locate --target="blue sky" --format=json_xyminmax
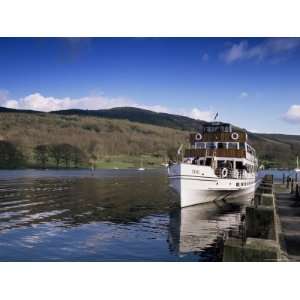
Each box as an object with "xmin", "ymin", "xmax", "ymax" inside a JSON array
[{"xmin": 0, "ymin": 37, "xmax": 300, "ymax": 134}]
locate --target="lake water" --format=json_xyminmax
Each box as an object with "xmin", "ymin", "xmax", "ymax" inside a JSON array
[
  {"xmin": 259, "ymin": 169, "xmax": 299, "ymax": 183},
  {"xmin": 0, "ymin": 169, "xmax": 250, "ymax": 261}
]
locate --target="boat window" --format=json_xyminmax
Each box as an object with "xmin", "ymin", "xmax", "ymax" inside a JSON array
[
  {"xmin": 228, "ymin": 142, "xmax": 238, "ymax": 149},
  {"xmin": 205, "ymin": 158, "xmax": 212, "ymax": 166},
  {"xmin": 236, "ymin": 161, "xmax": 243, "ymax": 169},
  {"xmin": 225, "ymin": 161, "xmax": 233, "ymax": 169},
  {"xmin": 224, "ymin": 125, "xmax": 231, "ymax": 133},
  {"xmin": 203, "ymin": 123, "xmax": 231, "ymax": 133},
  {"xmin": 195, "ymin": 142, "xmax": 206, "ymax": 149},
  {"xmin": 206, "ymin": 142, "xmax": 216, "ymax": 149},
  {"xmin": 217, "ymin": 142, "xmax": 227, "ymax": 149},
  {"xmin": 239, "ymin": 143, "xmax": 245, "ymax": 150},
  {"xmin": 217, "ymin": 160, "xmax": 225, "ymax": 168},
  {"xmin": 247, "ymin": 145, "xmax": 254, "ymax": 155}
]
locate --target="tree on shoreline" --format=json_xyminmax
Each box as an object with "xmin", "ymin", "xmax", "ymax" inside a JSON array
[
  {"xmin": 71, "ymin": 146, "xmax": 86, "ymax": 168},
  {"xmin": 61, "ymin": 144, "xmax": 73, "ymax": 168},
  {"xmin": 34, "ymin": 145, "xmax": 49, "ymax": 168},
  {"xmin": 49, "ymin": 144, "xmax": 64, "ymax": 168},
  {"xmin": 48, "ymin": 143, "xmax": 86, "ymax": 168},
  {"xmin": 0, "ymin": 141, "xmax": 24, "ymax": 168}
]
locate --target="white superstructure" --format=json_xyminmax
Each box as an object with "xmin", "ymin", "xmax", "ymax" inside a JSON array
[{"xmin": 168, "ymin": 122, "xmax": 258, "ymax": 207}]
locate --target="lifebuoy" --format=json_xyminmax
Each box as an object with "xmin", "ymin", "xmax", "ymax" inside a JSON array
[
  {"xmin": 222, "ymin": 168, "xmax": 228, "ymax": 178},
  {"xmin": 195, "ymin": 133, "xmax": 202, "ymax": 141},
  {"xmin": 231, "ymin": 132, "xmax": 239, "ymax": 140}
]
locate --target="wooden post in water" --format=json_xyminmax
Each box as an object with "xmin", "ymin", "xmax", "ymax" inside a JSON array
[
  {"xmin": 287, "ymin": 176, "xmax": 290, "ymax": 189},
  {"xmin": 291, "ymin": 179, "xmax": 294, "ymax": 194},
  {"xmin": 283, "ymin": 173, "xmax": 285, "ymax": 184},
  {"xmin": 296, "ymin": 172, "xmax": 298, "ymax": 183}
]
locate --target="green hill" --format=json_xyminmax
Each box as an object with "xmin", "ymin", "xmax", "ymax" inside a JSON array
[
  {"xmin": 0, "ymin": 106, "xmax": 300, "ymax": 168},
  {"xmin": 0, "ymin": 111, "xmax": 188, "ymax": 169},
  {"xmin": 248, "ymin": 132, "xmax": 300, "ymax": 168},
  {"xmin": 51, "ymin": 107, "xmax": 300, "ymax": 167},
  {"xmin": 51, "ymin": 107, "xmax": 207, "ymax": 131}
]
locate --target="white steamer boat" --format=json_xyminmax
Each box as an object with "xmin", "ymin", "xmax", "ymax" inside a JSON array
[{"xmin": 168, "ymin": 122, "xmax": 258, "ymax": 208}]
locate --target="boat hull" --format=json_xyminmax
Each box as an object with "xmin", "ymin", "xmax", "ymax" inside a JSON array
[{"xmin": 168, "ymin": 164, "xmax": 256, "ymax": 208}]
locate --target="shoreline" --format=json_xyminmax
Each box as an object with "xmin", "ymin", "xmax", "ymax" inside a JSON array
[{"xmin": 0, "ymin": 166, "xmax": 167, "ymax": 171}]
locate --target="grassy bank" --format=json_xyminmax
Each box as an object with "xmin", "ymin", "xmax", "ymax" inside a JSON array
[
  {"xmin": 8, "ymin": 155, "xmax": 165, "ymax": 170},
  {"xmin": 94, "ymin": 154, "xmax": 166, "ymax": 169}
]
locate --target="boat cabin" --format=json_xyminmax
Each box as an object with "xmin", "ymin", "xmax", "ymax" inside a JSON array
[{"xmin": 184, "ymin": 122, "xmax": 258, "ymax": 178}]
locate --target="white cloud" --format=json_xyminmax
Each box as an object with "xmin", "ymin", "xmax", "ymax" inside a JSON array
[
  {"xmin": 239, "ymin": 91, "xmax": 249, "ymax": 98},
  {"xmin": 1, "ymin": 91, "xmax": 214, "ymax": 121},
  {"xmin": 2, "ymin": 92, "xmax": 171, "ymax": 114},
  {"xmin": 3, "ymin": 93, "xmax": 133, "ymax": 112},
  {"xmin": 283, "ymin": 105, "xmax": 300, "ymax": 123},
  {"xmin": 221, "ymin": 38, "xmax": 300, "ymax": 63},
  {"xmin": 188, "ymin": 108, "xmax": 214, "ymax": 121},
  {"xmin": 221, "ymin": 41, "xmax": 249, "ymax": 63}
]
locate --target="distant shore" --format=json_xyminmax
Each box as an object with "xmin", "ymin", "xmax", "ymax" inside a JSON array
[{"xmin": 0, "ymin": 153, "xmax": 168, "ymax": 170}]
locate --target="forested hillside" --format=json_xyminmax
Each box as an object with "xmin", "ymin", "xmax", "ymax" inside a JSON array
[
  {"xmin": 0, "ymin": 112, "xmax": 188, "ymax": 168},
  {"xmin": 50, "ymin": 107, "xmax": 300, "ymax": 168},
  {"xmin": 1, "ymin": 106, "xmax": 300, "ymax": 168}
]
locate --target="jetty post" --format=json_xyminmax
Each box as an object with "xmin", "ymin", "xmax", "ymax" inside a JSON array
[
  {"xmin": 291, "ymin": 179, "xmax": 294, "ymax": 194},
  {"xmin": 283, "ymin": 173, "xmax": 285, "ymax": 184}
]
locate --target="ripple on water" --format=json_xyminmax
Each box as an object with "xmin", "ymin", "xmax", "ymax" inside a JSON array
[{"xmin": 0, "ymin": 169, "xmax": 247, "ymax": 261}]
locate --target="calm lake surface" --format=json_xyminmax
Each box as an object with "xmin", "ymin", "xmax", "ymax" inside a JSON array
[{"xmin": 0, "ymin": 168, "xmax": 253, "ymax": 261}]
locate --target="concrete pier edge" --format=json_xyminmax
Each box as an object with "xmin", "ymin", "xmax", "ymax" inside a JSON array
[
  {"xmin": 273, "ymin": 187, "xmax": 289, "ymax": 261},
  {"xmin": 223, "ymin": 175, "xmax": 288, "ymax": 262}
]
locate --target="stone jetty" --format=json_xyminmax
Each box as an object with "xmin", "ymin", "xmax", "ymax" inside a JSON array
[
  {"xmin": 223, "ymin": 175, "xmax": 288, "ymax": 261},
  {"xmin": 274, "ymin": 175, "xmax": 300, "ymax": 261}
]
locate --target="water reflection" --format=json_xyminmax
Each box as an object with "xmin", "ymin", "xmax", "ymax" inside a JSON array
[
  {"xmin": 168, "ymin": 200, "xmax": 248, "ymax": 260},
  {"xmin": 0, "ymin": 169, "xmax": 247, "ymax": 261}
]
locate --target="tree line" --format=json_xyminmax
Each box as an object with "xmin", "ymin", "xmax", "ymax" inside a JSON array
[
  {"xmin": 0, "ymin": 140, "xmax": 87, "ymax": 169},
  {"xmin": 34, "ymin": 143, "xmax": 87, "ymax": 168},
  {"xmin": 0, "ymin": 140, "xmax": 24, "ymax": 168}
]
